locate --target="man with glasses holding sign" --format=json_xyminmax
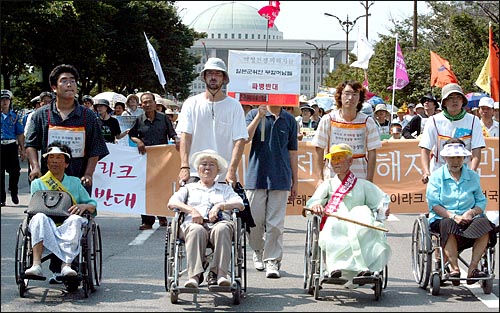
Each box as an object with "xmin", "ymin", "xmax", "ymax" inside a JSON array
[{"xmin": 311, "ymin": 80, "xmax": 381, "ymax": 185}]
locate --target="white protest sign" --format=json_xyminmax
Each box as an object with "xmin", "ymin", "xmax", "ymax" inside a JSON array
[{"xmin": 92, "ymin": 143, "xmax": 146, "ymax": 214}]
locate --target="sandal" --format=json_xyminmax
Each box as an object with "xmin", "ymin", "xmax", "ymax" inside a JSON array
[
  {"xmin": 467, "ymin": 269, "xmax": 487, "ymax": 285},
  {"xmin": 449, "ymin": 270, "xmax": 460, "ymax": 278}
]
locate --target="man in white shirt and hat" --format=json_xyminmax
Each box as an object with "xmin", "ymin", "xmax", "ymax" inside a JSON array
[
  {"xmin": 478, "ymin": 97, "xmax": 499, "ymax": 137},
  {"xmin": 176, "ymin": 57, "xmax": 248, "ymax": 186}
]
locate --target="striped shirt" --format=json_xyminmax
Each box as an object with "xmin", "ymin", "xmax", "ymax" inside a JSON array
[{"xmin": 311, "ymin": 110, "xmax": 381, "ymax": 179}]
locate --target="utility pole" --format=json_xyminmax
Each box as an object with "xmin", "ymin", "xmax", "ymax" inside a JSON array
[{"xmin": 413, "ymin": 0, "xmax": 418, "ymax": 50}]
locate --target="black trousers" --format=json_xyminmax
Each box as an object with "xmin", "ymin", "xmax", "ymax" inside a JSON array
[{"xmin": 1, "ymin": 142, "xmax": 20, "ymax": 203}]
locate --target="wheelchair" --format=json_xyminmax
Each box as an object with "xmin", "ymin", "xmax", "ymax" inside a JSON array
[
  {"xmin": 164, "ymin": 208, "xmax": 247, "ymax": 304},
  {"xmin": 14, "ymin": 205, "xmax": 102, "ymax": 298},
  {"xmin": 411, "ymin": 213, "xmax": 496, "ymax": 296},
  {"xmin": 303, "ymin": 210, "xmax": 388, "ymax": 301}
]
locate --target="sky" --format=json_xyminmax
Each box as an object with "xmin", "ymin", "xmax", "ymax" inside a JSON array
[{"xmin": 175, "ymin": 1, "xmax": 431, "ymax": 43}]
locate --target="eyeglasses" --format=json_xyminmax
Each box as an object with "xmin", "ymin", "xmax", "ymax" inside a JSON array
[{"xmin": 341, "ymin": 92, "xmax": 360, "ymax": 97}]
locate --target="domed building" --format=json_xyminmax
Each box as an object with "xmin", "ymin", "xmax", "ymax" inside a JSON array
[{"xmin": 185, "ymin": 2, "xmax": 350, "ymax": 99}]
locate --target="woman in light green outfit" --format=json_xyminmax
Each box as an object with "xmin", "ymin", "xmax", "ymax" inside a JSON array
[{"xmin": 306, "ymin": 143, "xmax": 391, "ymax": 284}]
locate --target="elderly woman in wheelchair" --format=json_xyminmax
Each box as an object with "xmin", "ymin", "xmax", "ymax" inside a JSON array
[
  {"xmin": 426, "ymin": 138, "xmax": 494, "ymax": 285},
  {"xmin": 305, "ymin": 143, "xmax": 391, "ymax": 291},
  {"xmin": 167, "ymin": 149, "xmax": 244, "ymax": 289},
  {"xmin": 24, "ymin": 142, "xmax": 97, "ymax": 279}
]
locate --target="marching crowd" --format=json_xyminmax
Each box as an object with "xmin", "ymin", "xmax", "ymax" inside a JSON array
[{"xmin": 1, "ymin": 59, "xmax": 498, "ymax": 292}]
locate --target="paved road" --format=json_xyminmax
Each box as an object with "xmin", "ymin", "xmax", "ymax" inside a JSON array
[{"xmin": 1, "ymin": 160, "xmax": 498, "ymax": 311}]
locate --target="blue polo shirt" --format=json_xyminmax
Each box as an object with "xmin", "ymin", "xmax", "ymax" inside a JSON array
[
  {"xmin": 245, "ymin": 108, "xmax": 298, "ymax": 190},
  {"xmin": 1, "ymin": 110, "xmax": 24, "ymax": 140}
]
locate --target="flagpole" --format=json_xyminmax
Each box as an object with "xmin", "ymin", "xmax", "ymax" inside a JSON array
[
  {"xmin": 265, "ymin": 26, "xmax": 269, "ymax": 52},
  {"xmin": 391, "ymin": 35, "xmax": 398, "ymax": 117}
]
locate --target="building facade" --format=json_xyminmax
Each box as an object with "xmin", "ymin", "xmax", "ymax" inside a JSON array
[{"xmin": 186, "ymin": 2, "xmax": 353, "ymax": 99}]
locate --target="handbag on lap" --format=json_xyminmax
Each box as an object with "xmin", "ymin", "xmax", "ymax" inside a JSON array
[{"xmin": 26, "ymin": 190, "xmax": 73, "ymax": 222}]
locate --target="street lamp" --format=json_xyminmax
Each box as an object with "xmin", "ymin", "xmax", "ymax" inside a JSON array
[
  {"xmin": 305, "ymin": 42, "xmax": 339, "ymax": 87},
  {"xmin": 301, "ymin": 52, "xmax": 319, "ymax": 98},
  {"xmin": 324, "ymin": 12, "xmax": 370, "ymax": 63},
  {"xmin": 360, "ymin": 1, "xmax": 374, "ymax": 39}
]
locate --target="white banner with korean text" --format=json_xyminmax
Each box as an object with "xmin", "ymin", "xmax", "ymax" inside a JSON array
[{"xmin": 227, "ymin": 50, "xmax": 301, "ymax": 106}]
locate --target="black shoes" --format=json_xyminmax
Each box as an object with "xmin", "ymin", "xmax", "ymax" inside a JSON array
[
  {"xmin": 207, "ymin": 271, "xmax": 217, "ymax": 286},
  {"xmin": 11, "ymin": 194, "xmax": 19, "ymax": 205}
]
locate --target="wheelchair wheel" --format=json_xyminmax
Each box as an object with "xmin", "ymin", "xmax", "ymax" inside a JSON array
[
  {"xmin": 383, "ymin": 265, "xmax": 388, "ymax": 289},
  {"xmin": 481, "ymin": 278, "xmax": 493, "ymax": 294},
  {"xmin": 232, "ymin": 280, "xmax": 242, "ymax": 305},
  {"xmin": 170, "ymin": 282, "xmax": 179, "ymax": 304},
  {"xmin": 92, "ymin": 222, "xmax": 102, "ymax": 286},
  {"xmin": 81, "ymin": 229, "xmax": 95, "ymax": 298},
  {"xmin": 430, "ymin": 273, "xmax": 441, "ymax": 296},
  {"xmin": 374, "ymin": 277, "xmax": 382, "ymax": 301},
  {"xmin": 411, "ymin": 215, "xmax": 432, "ymax": 289},
  {"xmin": 303, "ymin": 217, "xmax": 313, "ymax": 291},
  {"xmin": 15, "ymin": 220, "xmax": 31, "ymax": 298},
  {"xmin": 164, "ymin": 222, "xmax": 174, "ymax": 292},
  {"xmin": 313, "ymin": 276, "xmax": 320, "ymax": 300}
]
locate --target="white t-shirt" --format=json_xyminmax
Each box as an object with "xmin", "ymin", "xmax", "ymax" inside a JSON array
[
  {"xmin": 176, "ymin": 93, "xmax": 248, "ymax": 181},
  {"xmin": 480, "ymin": 119, "xmax": 499, "ymax": 137},
  {"xmin": 419, "ymin": 112, "xmax": 485, "ymax": 172}
]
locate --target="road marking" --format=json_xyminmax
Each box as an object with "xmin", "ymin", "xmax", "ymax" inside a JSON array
[
  {"xmin": 128, "ymin": 223, "xmax": 160, "ymax": 245},
  {"xmin": 459, "ymin": 268, "xmax": 499, "ymax": 309},
  {"xmin": 387, "ymin": 214, "xmax": 399, "ymax": 221}
]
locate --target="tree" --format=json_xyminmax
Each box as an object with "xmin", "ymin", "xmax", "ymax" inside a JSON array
[
  {"xmin": 323, "ymin": 1, "xmax": 499, "ymax": 106},
  {"xmin": 0, "ymin": 1, "xmax": 204, "ymax": 107}
]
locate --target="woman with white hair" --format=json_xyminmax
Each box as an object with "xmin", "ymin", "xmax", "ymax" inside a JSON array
[
  {"xmin": 167, "ymin": 149, "xmax": 244, "ymax": 289},
  {"xmin": 426, "ymin": 138, "xmax": 494, "ymax": 284}
]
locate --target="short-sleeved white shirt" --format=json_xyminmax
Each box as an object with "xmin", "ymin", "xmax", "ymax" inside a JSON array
[
  {"xmin": 176, "ymin": 93, "xmax": 248, "ymax": 181},
  {"xmin": 480, "ymin": 119, "xmax": 499, "ymax": 137},
  {"xmin": 419, "ymin": 112, "xmax": 485, "ymax": 172}
]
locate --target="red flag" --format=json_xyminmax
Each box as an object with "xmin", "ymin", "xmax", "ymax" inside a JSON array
[
  {"xmin": 489, "ymin": 24, "xmax": 499, "ymax": 101},
  {"xmin": 430, "ymin": 51, "xmax": 458, "ymax": 88},
  {"xmin": 258, "ymin": 1, "xmax": 280, "ymax": 28}
]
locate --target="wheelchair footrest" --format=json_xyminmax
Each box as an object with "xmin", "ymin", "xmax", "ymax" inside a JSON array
[
  {"xmin": 175, "ymin": 287, "xmax": 200, "ymax": 294},
  {"xmin": 208, "ymin": 285, "xmax": 233, "ymax": 293},
  {"xmin": 352, "ymin": 276, "xmax": 378, "ymax": 285},
  {"xmin": 21, "ymin": 273, "xmax": 47, "ymax": 281},
  {"xmin": 322, "ymin": 277, "xmax": 349, "ymax": 285},
  {"xmin": 55, "ymin": 274, "xmax": 83, "ymax": 282}
]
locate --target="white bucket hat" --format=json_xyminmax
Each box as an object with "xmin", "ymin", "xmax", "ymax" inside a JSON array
[
  {"xmin": 440, "ymin": 142, "xmax": 472, "ymax": 157},
  {"xmin": 441, "ymin": 83, "xmax": 468, "ymax": 106},
  {"xmin": 190, "ymin": 149, "xmax": 228, "ymax": 174},
  {"xmin": 200, "ymin": 58, "xmax": 229, "ymax": 84}
]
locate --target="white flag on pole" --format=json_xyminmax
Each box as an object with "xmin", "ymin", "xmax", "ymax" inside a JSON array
[
  {"xmin": 350, "ymin": 31, "xmax": 375, "ymax": 70},
  {"xmin": 144, "ymin": 32, "xmax": 166, "ymax": 88}
]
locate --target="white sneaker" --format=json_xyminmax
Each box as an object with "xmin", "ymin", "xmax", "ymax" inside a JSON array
[
  {"xmin": 266, "ymin": 260, "xmax": 280, "ymax": 278},
  {"xmin": 253, "ymin": 250, "xmax": 265, "ymax": 271},
  {"xmin": 217, "ymin": 276, "xmax": 231, "ymax": 287},
  {"xmin": 184, "ymin": 278, "xmax": 199, "ymax": 288},
  {"xmin": 25, "ymin": 264, "xmax": 43, "ymax": 277},
  {"xmin": 61, "ymin": 264, "xmax": 77, "ymax": 277}
]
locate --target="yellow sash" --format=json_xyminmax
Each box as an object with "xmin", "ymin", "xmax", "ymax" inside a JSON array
[{"xmin": 40, "ymin": 171, "xmax": 77, "ymax": 205}]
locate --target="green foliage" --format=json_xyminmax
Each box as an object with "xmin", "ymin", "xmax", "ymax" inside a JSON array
[
  {"xmin": 324, "ymin": 1, "xmax": 499, "ymax": 107},
  {"xmin": 0, "ymin": 0, "xmax": 204, "ymax": 107}
]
